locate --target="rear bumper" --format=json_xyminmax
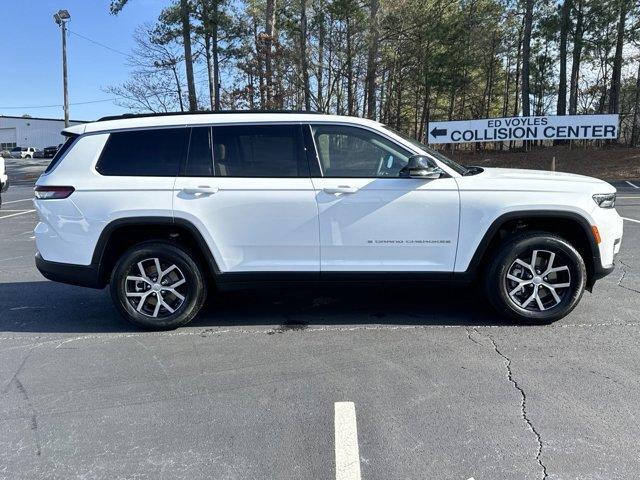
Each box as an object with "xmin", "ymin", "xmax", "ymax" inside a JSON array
[
  {"xmin": 35, "ymin": 253, "xmax": 104, "ymax": 289},
  {"xmin": 0, "ymin": 175, "xmax": 7, "ymax": 192}
]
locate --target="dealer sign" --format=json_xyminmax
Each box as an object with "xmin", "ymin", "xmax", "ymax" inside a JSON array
[{"xmin": 427, "ymin": 114, "xmax": 619, "ymax": 144}]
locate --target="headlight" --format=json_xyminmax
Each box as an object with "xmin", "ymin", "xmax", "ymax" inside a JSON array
[{"xmin": 593, "ymin": 193, "xmax": 616, "ymax": 208}]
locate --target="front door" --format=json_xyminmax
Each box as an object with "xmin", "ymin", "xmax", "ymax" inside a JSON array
[
  {"xmin": 173, "ymin": 124, "xmax": 320, "ymax": 273},
  {"xmin": 307, "ymin": 124, "xmax": 459, "ymax": 272}
]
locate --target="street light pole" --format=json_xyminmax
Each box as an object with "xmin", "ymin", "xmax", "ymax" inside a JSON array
[
  {"xmin": 61, "ymin": 19, "xmax": 69, "ymax": 128},
  {"xmin": 54, "ymin": 10, "xmax": 71, "ymax": 128}
]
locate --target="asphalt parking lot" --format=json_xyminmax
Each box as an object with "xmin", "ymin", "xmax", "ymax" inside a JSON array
[{"xmin": 1, "ymin": 173, "xmax": 640, "ymax": 479}]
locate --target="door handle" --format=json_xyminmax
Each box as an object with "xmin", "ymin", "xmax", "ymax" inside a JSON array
[
  {"xmin": 182, "ymin": 186, "xmax": 219, "ymax": 195},
  {"xmin": 323, "ymin": 185, "xmax": 358, "ymax": 194}
]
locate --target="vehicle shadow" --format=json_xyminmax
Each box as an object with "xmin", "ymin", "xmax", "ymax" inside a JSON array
[{"xmin": 0, "ymin": 280, "xmax": 511, "ymax": 334}]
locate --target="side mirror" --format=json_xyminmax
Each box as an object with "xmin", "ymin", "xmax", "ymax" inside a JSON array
[{"xmin": 399, "ymin": 155, "xmax": 442, "ymax": 179}]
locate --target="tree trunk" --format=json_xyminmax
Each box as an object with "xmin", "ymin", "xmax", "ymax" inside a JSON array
[
  {"xmin": 265, "ymin": 0, "xmax": 277, "ymax": 108},
  {"xmin": 503, "ymin": 54, "xmax": 511, "ymax": 118},
  {"xmin": 254, "ymin": 21, "xmax": 266, "ymax": 108},
  {"xmin": 317, "ymin": 6, "xmax": 325, "ymax": 111},
  {"xmin": 172, "ymin": 66, "xmax": 185, "ymax": 112},
  {"xmin": 512, "ymin": 15, "xmax": 524, "ymax": 117},
  {"xmin": 557, "ymin": 0, "xmax": 571, "ymax": 116},
  {"xmin": 365, "ymin": 0, "xmax": 380, "ymax": 119},
  {"xmin": 345, "ymin": 18, "xmax": 354, "ymax": 116},
  {"xmin": 180, "ymin": 0, "xmax": 197, "ymax": 111},
  {"xmin": 608, "ymin": 0, "xmax": 628, "ymax": 115},
  {"xmin": 300, "ymin": 0, "xmax": 310, "ymax": 110},
  {"xmin": 521, "ymin": 0, "xmax": 534, "ymax": 117},
  {"xmin": 484, "ymin": 31, "xmax": 497, "ymax": 118},
  {"xmin": 204, "ymin": 32, "xmax": 215, "ymax": 111},
  {"xmin": 632, "ymin": 61, "xmax": 640, "ymax": 146},
  {"xmin": 569, "ymin": 0, "xmax": 583, "ymax": 115},
  {"xmin": 212, "ymin": 18, "xmax": 220, "ymax": 111}
]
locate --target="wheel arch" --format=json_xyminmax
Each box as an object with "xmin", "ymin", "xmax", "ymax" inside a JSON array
[
  {"xmin": 464, "ymin": 210, "xmax": 600, "ymax": 290},
  {"xmin": 92, "ymin": 217, "xmax": 220, "ymax": 287}
]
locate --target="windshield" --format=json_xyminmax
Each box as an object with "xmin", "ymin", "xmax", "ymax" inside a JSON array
[{"xmin": 381, "ymin": 126, "xmax": 468, "ymax": 175}]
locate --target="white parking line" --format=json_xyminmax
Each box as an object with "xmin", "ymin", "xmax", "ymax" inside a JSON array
[
  {"xmin": 335, "ymin": 402, "xmax": 362, "ymax": 480},
  {"xmin": 617, "ymin": 196, "xmax": 640, "ymax": 199},
  {"xmin": 625, "ymin": 181, "xmax": 639, "ymax": 189},
  {"xmin": 2, "ymin": 198, "xmax": 33, "ymax": 205},
  {"xmin": 623, "ymin": 217, "xmax": 640, "ymax": 224},
  {"xmin": 0, "ymin": 209, "xmax": 35, "ymax": 220}
]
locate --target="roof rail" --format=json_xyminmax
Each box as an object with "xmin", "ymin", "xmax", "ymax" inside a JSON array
[{"xmin": 97, "ymin": 110, "xmax": 324, "ymax": 122}]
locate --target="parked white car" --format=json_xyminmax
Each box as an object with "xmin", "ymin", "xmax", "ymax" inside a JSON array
[
  {"xmin": 33, "ymin": 112, "xmax": 623, "ymax": 329},
  {"xmin": 0, "ymin": 155, "xmax": 8, "ymax": 207},
  {"xmin": 10, "ymin": 146, "xmax": 37, "ymax": 159}
]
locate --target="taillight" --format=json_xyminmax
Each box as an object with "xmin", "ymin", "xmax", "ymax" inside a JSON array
[{"xmin": 34, "ymin": 186, "xmax": 75, "ymax": 199}]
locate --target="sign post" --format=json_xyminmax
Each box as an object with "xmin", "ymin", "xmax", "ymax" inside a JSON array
[{"xmin": 427, "ymin": 115, "xmax": 619, "ymax": 144}]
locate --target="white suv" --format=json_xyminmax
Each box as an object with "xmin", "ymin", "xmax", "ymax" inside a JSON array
[
  {"xmin": 34, "ymin": 112, "xmax": 623, "ymax": 329},
  {"xmin": 11, "ymin": 146, "xmax": 37, "ymax": 159}
]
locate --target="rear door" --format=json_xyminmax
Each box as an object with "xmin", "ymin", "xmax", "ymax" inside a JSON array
[
  {"xmin": 173, "ymin": 124, "xmax": 320, "ymax": 273},
  {"xmin": 307, "ymin": 123, "xmax": 459, "ymax": 272}
]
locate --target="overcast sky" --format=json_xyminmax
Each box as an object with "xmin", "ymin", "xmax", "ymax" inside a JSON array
[{"xmin": 0, "ymin": 0, "xmax": 169, "ymax": 121}]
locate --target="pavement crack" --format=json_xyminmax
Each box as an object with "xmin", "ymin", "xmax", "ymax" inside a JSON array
[
  {"xmin": 13, "ymin": 378, "xmax": 42, "ymax": 457},
  {"xmin": 3, "ymin": 353, "xmax": 42, "ymax": 457},
  {"xmin": 465, "ymin": 327, "xmax": 482, "ymax": 345},
  {"xmin": 471, "ymin": 329, "xmax": 548, "ymax": 480},
  {"xmin": 617, "ymin": 261, "xmax": 640, "ymax": 294}
]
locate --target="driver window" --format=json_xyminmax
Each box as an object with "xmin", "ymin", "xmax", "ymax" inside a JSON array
[{"xmin": 311, "ymin": 125, "xmax": 411, "ymax": 178}]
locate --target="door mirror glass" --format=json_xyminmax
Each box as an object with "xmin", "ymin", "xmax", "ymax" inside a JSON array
[{"xmin": 399, "ymin": 155, "xmax": 443, "ymax": 179}]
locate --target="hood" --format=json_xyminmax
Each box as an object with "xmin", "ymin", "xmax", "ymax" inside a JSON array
[{"xmin": 459, "ymin": 167, "xmax": 615, "ymax": 193}]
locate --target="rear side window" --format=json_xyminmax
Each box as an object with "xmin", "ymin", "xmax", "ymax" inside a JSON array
[
  {"xmin": 184, "ymin": 127, "xmax": 214, "ymax": 177},
  {"xmin": 44, "ymin": 134, "xmax": 78, "ymax": 174},
  {"xmin": 212, "ymin": 125, "xmax": 305, "ymax": 177},
  {"xmin": 96, "ymin": 128, "xmax": 188, "ymax": 176}
]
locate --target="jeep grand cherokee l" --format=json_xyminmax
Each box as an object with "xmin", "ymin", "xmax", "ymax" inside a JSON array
[{"xmin": 33, "ymin": 112, "xmax": 623, "ymax": 329}]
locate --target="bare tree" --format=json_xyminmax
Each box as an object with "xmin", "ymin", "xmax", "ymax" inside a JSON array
[
  {"xmin": 569, "ymin": 0, "xmax": 584, "ymax": 115},
  {"xmin": 300, "ymin": 0, "xmax": 311, "ymax": 110},
  {"xmin": 521, "ymin": 0, "xmax": 534, "ymax": 116},
  {"xmin": 365, "ymin": 0, "xmax": 380, "ymax": 119},
  {"xmin": 608, "ymin": 0, "xmax": 631, "ymax": 114},
  {"xmin": 557, "ymin": 0, "xmax": 571, "ymax": 116},
  {"xmin": 110, "ymin": 0, "xmax": 197, "ymax": 111}
]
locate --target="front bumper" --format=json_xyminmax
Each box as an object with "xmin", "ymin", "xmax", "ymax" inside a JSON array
[{"xmin": 35, "ymin": 253, "xmax": 104, "ymax": 289}]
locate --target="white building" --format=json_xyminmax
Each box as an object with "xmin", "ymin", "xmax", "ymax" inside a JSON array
[{"xmin": 0, "ymin": 116, "xmax": 86, "ymax": 150}]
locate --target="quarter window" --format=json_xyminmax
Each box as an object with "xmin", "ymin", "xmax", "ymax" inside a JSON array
[
  {"xmin": 311, "ymin": 125, "xmax": 411, "ymax": 178},
  {"xmin": 211, "ymin": 125, "xmax": 304, "ymax": 177},
  {"xmin": 44, "ymin": 134, "xmax": 77, "ymax": 174},
  {"xmin": 96, "ymin": 128, "xmax": 188, "ymax": 176}
]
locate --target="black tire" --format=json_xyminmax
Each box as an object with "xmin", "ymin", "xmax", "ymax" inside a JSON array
[
  {"xmin": 484, "ymin": 232, "xmax": 586, "ymax": 324},
  {"xmin": 110, "ymin": 242, "xmax": 207, "ymax": 330}
]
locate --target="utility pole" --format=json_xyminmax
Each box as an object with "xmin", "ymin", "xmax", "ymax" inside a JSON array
[{"xmin": 54, "ymin": 10, "xmax": 71, "ymax": 127}]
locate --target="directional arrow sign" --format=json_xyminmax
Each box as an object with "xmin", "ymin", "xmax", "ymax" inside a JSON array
[
  {"xmin": 430, "ymin": 127, "xmax": 447, "ymax": 138},
  {"xmin": 427, "ymin": 115, "xmax": 619, "ymax": 144}
]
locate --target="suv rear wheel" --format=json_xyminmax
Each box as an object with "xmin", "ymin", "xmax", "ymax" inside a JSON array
[
  {"xmin": 110, "ymin": 242, "xmax": 207, "ymax": 330},
  {"xmin": 484, "ymin": 232, "xmax": 586, "ymax": 324}
]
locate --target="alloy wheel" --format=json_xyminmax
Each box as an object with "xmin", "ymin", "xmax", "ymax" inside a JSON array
[
  {"xmin": 505, "ymin": 249, "xmax": 572, "ymax": 312},
  {"xmin": 124, "ymin": 257, "xmax": 187, "ymax": 318}
]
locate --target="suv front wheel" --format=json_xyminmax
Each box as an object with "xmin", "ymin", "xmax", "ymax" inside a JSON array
[
  {"xmin": 484, "ymin": 232, "xmax": 587, "ymax": 324},
  {"xmin": 110, "ymin": 242, "xmax": 207, "ymax": 330}
]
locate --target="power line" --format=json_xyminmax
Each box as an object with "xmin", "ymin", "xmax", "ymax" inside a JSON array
[
  {"xmin": 67, "ymin": 29, "xmax": 132, "ymax": 58},
  {"xmin": 0, "ymin": 98, "xmax": 118, "ymax": 109}
]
